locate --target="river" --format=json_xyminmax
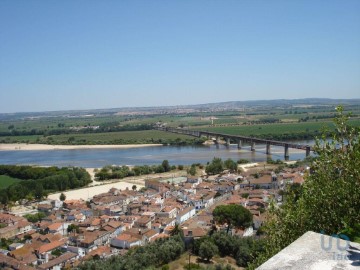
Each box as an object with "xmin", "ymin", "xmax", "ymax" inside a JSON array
[{"xmin": 0, "ymin": 141, "xmax": 314, "ymax": 168}]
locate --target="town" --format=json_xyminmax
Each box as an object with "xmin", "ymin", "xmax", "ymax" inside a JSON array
[{"xmin": 0, "ymin": 159, "xmax": 307, "ymax": 269}]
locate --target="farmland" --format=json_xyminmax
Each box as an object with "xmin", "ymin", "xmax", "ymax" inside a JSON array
[
  {"xmin": 1, "ymin": 99, "xmax": 359, "ymax": 145},
  {"xmin": 195, "ymin": 119, "xmax": 360, "ymax": 139}
]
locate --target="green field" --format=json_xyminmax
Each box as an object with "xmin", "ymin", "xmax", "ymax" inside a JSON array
[
  {"xmin": 1, "ymin": 103, "xmax": 359, "ymax": 145},
  {"xmin": 195, "ymin": 119, "xmax": 360, "ymax": 138},
  {"xmin": 0, "ymin": 175, "xmax": 22, "ymax": 189}
]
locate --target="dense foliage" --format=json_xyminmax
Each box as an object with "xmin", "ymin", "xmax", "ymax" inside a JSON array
[
  {"xmin": 250, "ymin": 106, "xmax": 360, "ymax": 268},
  {"xmin": 78, "ymin": 235, "xmax": 185, "ymax": 270},
  {"xmin": 213, "ymin": 204, "xmax": 253, "ymax": 233},
  {"xmin": 0, "ymin": 123, "xmax": 154, "ymax": 137},
  {"xmin": 0, "ymin": 165, "xmax": 91, "ymax": 203},
  {"xmin": 205, "ymin": 158, "xmax": 239, "ymax": 175},
  {"xmin": 193, "ymin": 232, "xmax": 264, "ymax": 268},
  {"xmin": 24, "ymin": 212, "xmax": 46, "ymax": 223},
  {"xmin": 205, "ymin": 158, "xmax": 224, "ymax": 175},
  {"xmin": 95, "ymin": 160, "xmax": 175, "ymax": 181}
]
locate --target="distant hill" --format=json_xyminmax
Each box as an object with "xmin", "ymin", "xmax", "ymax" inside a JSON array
[{"xmin": 1, "ymin": 98, "xmax": 359, "ymax": 120}]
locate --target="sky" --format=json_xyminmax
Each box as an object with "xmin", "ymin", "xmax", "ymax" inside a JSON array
[{"xmin": 0, "ymin": 0, "xmax": 359, "ymax": 113}]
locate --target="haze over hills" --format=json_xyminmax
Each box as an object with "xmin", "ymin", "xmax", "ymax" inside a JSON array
[{"xmin": 1, "ymin": 98, "xmax": 360, "ymax": 121}]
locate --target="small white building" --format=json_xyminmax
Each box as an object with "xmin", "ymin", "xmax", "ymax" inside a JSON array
[
  {"xmin": 176, "ymin": 207, "xmax": 196, "ymax": 224},
  {"xmin": 111, "ymin": 233, "xmax": 142, "ymax": 249}
]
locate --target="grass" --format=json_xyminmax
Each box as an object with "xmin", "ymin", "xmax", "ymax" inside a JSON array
[{"xmin": 0, "ymin": 175, "xmax": 22, "ymax": 189}]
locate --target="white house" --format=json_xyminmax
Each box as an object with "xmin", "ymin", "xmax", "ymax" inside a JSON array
[
  {"xmin": 176, "ymin": 207, "xmax": 196, "ymax": 224},
  {"xmin": 111, "ymin": 233, "xmax": 142, "ymax": 249}
]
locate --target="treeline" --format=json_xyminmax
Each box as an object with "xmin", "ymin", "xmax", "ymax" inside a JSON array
[
  {"xmin": 0, "ymin": 135, "xmax": 206, "ymax": 147},
  {"xmin": 78, "ymin": 235, "xmax": 185, "ymax": 270},
  {"xmin": 95, "ymin": 160, "xmax": 176, "ymax": 181},
  {"xmin": 0, "ymin": 165, "xmax": 91, "ymax": 204},
  {"xmin": 0, "ymin": 123, "xmax": 153, "ymax": 137}
]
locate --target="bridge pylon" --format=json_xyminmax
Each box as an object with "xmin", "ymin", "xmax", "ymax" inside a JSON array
[
  {"xmin": 251, "ymin": 142, "xmax": 255, "ymax": 151},
  {"xmin": 237, "ymin": 140, "xmax": 242, "ymax": 149},
  {"xmin": 266, "ymin": 142, "xmax": 271, "ymax": 155}
]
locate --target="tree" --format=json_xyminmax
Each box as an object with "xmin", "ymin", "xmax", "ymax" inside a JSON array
[
  {"xmin": 213, "ymin": 204, "xmax": 253, "ymax": 234},
  {"xmin": 132, "ymin": 185, "xmax": 137, "ymax": 191},
  {"xmin": 67, "ymin": 224, "xmax": 80, "ymax": 234},
  {"xmin": 188, "ymin": 165, "xmax": 197, "ymax": 176},
  {"xmin": 199, "ymin": 240, "xmax": 218, "ymax": 261},
  {"xmin": 205, "ymin": 157, "xmax": 224, "ymax": 175},
  {"xmin": 224, "ymin": 158, "xmax": 238, "ymax": 172},
  {"xmin": 24, "ymin": 212, "xmax": 46, "ymax": 223},
  {"xmin": 169, "ymin": 223, "xmax": 183, "ymax": 238},
  {"xmin": 237, "ymin": 159, "xmax": 249, "ymax": 164},
  {"xmin": 34, "ymin": 183, "xmax": 44, "ymax": 200},
  {"xmin": 162, "ymin": 160, "xmax": 171, "ymax": 172},
  {"xmin": 59, "ymin": 193, "xmax": 66, "ymax": 201},
  {"xmin": 252, "ymin": 106, "xmax": 360, "ymax": 268}
]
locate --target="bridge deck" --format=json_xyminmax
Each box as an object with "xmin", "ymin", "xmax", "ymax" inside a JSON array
[{"xmin": 155, "ymin": 127, "xmax": 313, "ymax": 151}]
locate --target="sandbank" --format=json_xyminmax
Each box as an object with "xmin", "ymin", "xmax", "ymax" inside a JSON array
[
  {"xmin": 47, "ymin": 181, "xmax": 144, "ymax": 201},
  {"xmin": 0, "ymin": 143, "xmax": 162, "ymax": 151}
]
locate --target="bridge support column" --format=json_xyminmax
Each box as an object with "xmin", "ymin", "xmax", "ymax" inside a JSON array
[
  {"xmin": 237, "ymin": 140, "xmax": 242, "ymax": 149},
  {"xmin": 251, "ymin": 142, "xmax": 255, "ymax": 151},
  {"xmin": 306, "ymin": 146, "xmax": 311, "ymax": 157},
  {"xmin": 215, "ymin": 136, "xmax": 219, "ymax": 144},
  {"xmin": 284, "ymin": 144, "xmax": 289, "ymax": 159},
  {"xmin": 266, "ymin": 143, "xmax": 271, "ymax": 155},
  {"xmin": 225, "ymin": 138, "xmax": 230, "ymax": 146}
]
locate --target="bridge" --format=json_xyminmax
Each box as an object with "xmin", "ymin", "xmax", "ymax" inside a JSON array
[{"xmin": 155, "ymin": 127, "xmax": 313, "ymax": 159}]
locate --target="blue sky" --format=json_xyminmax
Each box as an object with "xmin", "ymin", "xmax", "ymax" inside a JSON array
[{"xmin": 0, "ymin": 0, "xmax": 359, "ymax": 113}]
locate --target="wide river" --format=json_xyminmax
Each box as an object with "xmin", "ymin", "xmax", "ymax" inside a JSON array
[{"xmin": 0, "ymin": 141, "xmax": 313, "ymax": 168}]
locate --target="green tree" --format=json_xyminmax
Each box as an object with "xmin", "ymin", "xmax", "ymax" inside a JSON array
[
  {"xmin": 59, "ymin": 193, "xmax": 66, "ymax": 201},
  {"xmin": 205, "ymin": 157, "xmax": 224, "ymax": 175},
  {"xmin": 199, "ymin": 240, "xmax": 218, "ymax": 261},
  {"xmin": 34, "ymin": 183, "xmax": 44, "ymax": 200},
  {"xmin": 162, "ymin": 160, "xmax": 171, "ymax": 172},
  {"xmin": 24, "ymin": 212, "xmax": 46, "ymax": 223},
  {"xmin": 237, "ymin": 159, "xmax": 249, "ymax": 164},
  {"xmin": 188, "ymin": 165, "xmax": 197, "ymax": 176},
  {"xmin": 224, "ymin": 158, "xmax": 238, "ymax": 172},
  {"xmin": 169, "ymin": 223, "xmax": 184, "ymax": 238},
  {"xmin": 213, "ymin": 204, "xmax": 253, "ymax": 234},
  {"xmin": 252, "ymin": 106, "xmax": 360, "ymax": 268},
  {"xmin": 67, "ymin": 224, "xmax": 80, "ymax": 234}
]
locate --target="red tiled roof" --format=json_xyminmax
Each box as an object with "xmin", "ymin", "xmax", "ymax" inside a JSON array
[{"xmin": 37, "ymin": 239, "xmax": 66, "ymax": 254}]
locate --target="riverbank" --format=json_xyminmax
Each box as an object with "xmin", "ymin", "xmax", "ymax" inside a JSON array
[{"xmin": 0, "ymin": 143, "xmax": 163, "ymax": 151}]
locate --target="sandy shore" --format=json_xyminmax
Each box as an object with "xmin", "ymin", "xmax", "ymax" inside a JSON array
[
  {"xmin": 48, "ymin": 180, "xmax": 145, "ymax": 201},
  {"xmin": 238, "ymin": 162, "xmax": 259, "ymax": 172},
  {"xmin": 0, "ymin": 143, "xmax": 162, "ymax": 151}
]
